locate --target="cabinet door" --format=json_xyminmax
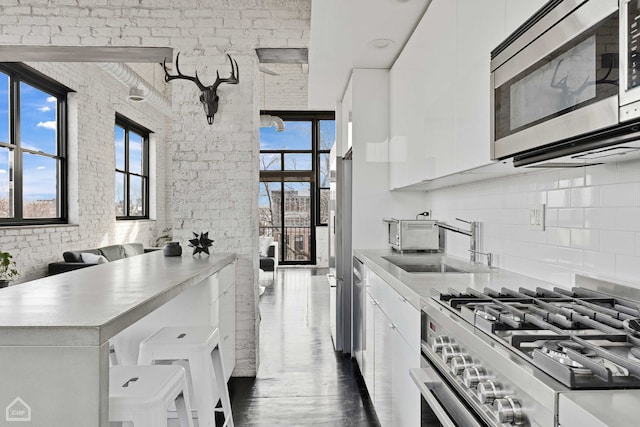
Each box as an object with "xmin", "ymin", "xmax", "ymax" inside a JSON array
[
  {"xmin": 374, "ymin": 303, "xmax": 394, "ymax": 426},
  {"xmin": 391, "ymin": 327, "xmax": 421, "ymax": 427},
  {"xmin": 362, "ymin": 293, "xmax": 376, "ymax": 395}
]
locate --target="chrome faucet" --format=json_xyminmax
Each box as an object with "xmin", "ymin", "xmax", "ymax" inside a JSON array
[{"xmin": 435, "ymin": 218, "xmax": 492, "ymax": 267}]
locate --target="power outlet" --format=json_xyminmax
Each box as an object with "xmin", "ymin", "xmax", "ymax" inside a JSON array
[{"xmin": 529, "ymin": 204, "xmax": 545, "ymax": 231}]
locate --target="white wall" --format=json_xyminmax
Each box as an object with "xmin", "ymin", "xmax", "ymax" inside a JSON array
[{"xmin": 426, "ymin": 159, "xmax": 640, "ymax": 288}]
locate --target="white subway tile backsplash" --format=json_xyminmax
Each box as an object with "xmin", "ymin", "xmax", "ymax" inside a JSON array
[
  {"xmin": 547, "ymin": 189, "xmax": 571, "ymax": 207},
  {"xmin": 584, "ymin": 208, "xmax": 616, "ymax": 230},
  {"xmin": 600, "ymin": 183, "xmax": 637, "ymax": 207},
  {"xmin": 600, "ymin": 230, "xmax": 635, "ymax": 255},
  {"xmin": 558, "ymin": 168, "xmax": 585, "ymax": 189},
  {"xmin": 616, "ymin": 208, "xmax": 640, "ymax": 231},
  {"xmin": 571, "ymin": 228, "xmax": 599, "ymax": 251},
  {"xmin": 615, "ymin": 254, "xmax": 640, "ymax": 283},
  {"xmin": 547, "ymin": 227, "xmax": 571, "ymax": 247},
  {"xmin": 571, "ymin": 187, "xmax": 599, "ymax": 208},
  {"xmin": 558, "ymin": 208, "xmax": 584, "ymax": 228},
  {"xmin": 545, "ymin": 208, "xmax": 559, "ymax": 227},
  {"xmin": 426, "ymin": 159, "xmax": 640, "ymax": 285},
  {"xmin": 583, "ymin": 250, "xmax": 616, "ymax": 277},
  {"xmin": 585, "ymin": 163, "xmax": 619, "ymax": 186},
  {"xmin": 553, "ymin": 246, "xmax": 583, "ymax": 268}
]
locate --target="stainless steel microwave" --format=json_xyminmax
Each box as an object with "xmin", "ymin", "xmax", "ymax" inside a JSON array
[
  {"xmin": 491, "ymin": 0, "xmax": 640, "ymax": 167},
  {"xmin": 383, "ymin": 219, "xmax": 442, "ymax": 253}
]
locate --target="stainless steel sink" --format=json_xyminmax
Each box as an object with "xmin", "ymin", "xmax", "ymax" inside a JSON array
[
  {"xmin": 382, "ymin": 254, "xmax": 488, "ymax": 274},
  {"xmin": 395, "ymin": 264, "xmax": 467, "ymax": 273}
]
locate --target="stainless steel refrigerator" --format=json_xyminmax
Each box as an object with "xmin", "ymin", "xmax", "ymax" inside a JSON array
[{"xmin": 329, "ymin": 148, "xmax": 352, "ymax": 353}]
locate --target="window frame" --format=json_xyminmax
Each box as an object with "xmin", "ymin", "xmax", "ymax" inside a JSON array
[
  {"xmin": 0, "ymin": 63, "xmax": 70, "ymax": 226},
  {"xmin": 259, "ymin": 111, "xmax": 335, "ymax": 227},
  {"xmin": 115, "ymin": 114, "xmax": 150, "ymax": 220}
]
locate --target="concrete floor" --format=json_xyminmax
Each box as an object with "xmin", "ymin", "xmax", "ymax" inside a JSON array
[{"xmin": 229, "ymin": 268, "xmax": 380, "ymax": 426}]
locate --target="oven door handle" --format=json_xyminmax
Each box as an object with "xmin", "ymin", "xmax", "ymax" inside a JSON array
[{"xmin": 410, "ymin": 366, "xmax": 484, "ymax": 427}]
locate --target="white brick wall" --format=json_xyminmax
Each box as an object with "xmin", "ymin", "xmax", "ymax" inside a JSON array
[
  {"xmin": 0, "ymin": 0, "xmax": 312, "ymax": 376},
  {"xmin": 425, "ymin": 159, "xmax": 640, "ymax": 288}
]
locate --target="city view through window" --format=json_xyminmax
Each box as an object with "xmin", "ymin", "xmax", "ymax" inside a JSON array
[{"xmin": 259, "ymin": 114, "xmax": 335, "ymax": 264}]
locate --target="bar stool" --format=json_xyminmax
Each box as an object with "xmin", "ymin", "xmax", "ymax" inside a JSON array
[
  {"xmin": 109, "ymin": 365, "xmax": 194, "ymax": 427},
  {"xmin": 138, "ymin": 326, "xmax": 234, "ymax": 427}
]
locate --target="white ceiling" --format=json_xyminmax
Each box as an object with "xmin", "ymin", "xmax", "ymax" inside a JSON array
[{"xmin": 308, "ymin": 0, "xmax": 431, "ymax": 110}]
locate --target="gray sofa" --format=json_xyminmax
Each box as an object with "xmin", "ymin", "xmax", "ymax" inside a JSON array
[{"xmin": 47, "ymin": 243, "xmax": 152, "ymax": 275}]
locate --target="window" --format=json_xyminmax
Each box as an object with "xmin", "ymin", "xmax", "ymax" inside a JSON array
[
  {"xmin": 259, "ymin": 111, "xmax": 335, "ymax": 265},
  {"xmin": 0, "ymin": 63, "xmax": 69, "ymax": 225},
  {"xmin": 317, "ymin": 119, "xmax": 335, "ymax": 225},
  {"xmin": 115, "ymin": 115, "xmax": 150, "ymax": 219}
]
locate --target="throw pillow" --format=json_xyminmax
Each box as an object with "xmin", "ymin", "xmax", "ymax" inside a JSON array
[
  {"xmin": 81, "ymin": 252, "xmax": 109, "ymax": 264},
  {"xmin": 259, "ymin": 236, "xmax": 273, "ymax": 257}
]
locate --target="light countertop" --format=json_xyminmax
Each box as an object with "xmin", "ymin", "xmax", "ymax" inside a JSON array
[
  {"xmin": 353, "ymin": 248, "xmax": 557, "ymax": 312},
  {"xmin": 0, "ymin": 251, "xmax": 236, "ymax": 347}
]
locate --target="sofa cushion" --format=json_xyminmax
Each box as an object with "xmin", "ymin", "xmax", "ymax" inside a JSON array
[
  {"xmin": 81, "ymin": 252, "xmax": 109, "ymax": 264},
  {"xmin": 122, "ymin": 243, "xmax": 144, "ymax": 257},
  {"xmin": 63, "ymin": 249, "xmax": 100, "ymax": 262},
  {"xmin": 98, "ymin": 245, "xmax": 126, "ymax": 262}
]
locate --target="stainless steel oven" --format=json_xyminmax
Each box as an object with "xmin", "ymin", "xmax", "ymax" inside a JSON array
[
  {"xmin": 412, "ymin": 277, "xmax": 640, "ymax": 427},
  {"xmin": 491, "ymin": 0, "xmax": 640, "ymax": 166}
]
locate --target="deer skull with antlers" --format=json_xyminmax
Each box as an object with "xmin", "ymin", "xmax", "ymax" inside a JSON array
[{"xmin": 163, "ymin": 53, "xmax": 239, "ymax": 125}]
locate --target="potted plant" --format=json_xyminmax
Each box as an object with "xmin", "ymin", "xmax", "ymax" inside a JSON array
[{"xmin": 0, "ymin": 250, "xmax": 18, "ymax": 288}]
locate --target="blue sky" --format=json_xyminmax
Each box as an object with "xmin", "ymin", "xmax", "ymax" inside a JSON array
[{"xmin": 0, "ymin": 76, "xmax": 59, "ymax": 201}]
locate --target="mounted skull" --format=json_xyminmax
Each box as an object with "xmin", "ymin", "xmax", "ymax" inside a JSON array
[{"xmin": 163, "ymin": 53, "xmax": 239, "ymax": 125}]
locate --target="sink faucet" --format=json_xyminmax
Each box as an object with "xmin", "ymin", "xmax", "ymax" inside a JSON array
[{"xmin": 435, "ymin": 218, "xmax": 492, "ymax": 267}]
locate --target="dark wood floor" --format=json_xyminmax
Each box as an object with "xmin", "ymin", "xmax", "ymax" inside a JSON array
[{"xmin": 228, "ymin": 268, "xmax": 380, "ymax": 426}]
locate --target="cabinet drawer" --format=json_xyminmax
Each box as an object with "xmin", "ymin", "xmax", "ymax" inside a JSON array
[{"xmin": 375, "ymin": 276, "xmax": 419, "ymax": 345}]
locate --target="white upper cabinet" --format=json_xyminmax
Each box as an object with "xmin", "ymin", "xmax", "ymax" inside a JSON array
[{"xmin": 389, "ymin": 0, "xmax": 548, "ymax": 189}]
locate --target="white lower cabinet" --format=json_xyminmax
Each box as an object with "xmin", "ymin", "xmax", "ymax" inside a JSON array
[{"xmin": 358, "ymin": 262, "xmax": 420, "ymax": 426}]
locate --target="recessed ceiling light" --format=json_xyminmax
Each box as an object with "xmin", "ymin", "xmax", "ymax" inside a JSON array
[{"xmin": 368, "ymin": 39, "xmax": 395, "ymax": 49}]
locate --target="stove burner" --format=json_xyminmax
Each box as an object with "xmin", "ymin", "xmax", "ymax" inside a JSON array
[
  {"xmin": 475, "ymin": 309, "xmax": 497, "ymax": 321},
  {"xmin": 629, "ymin": 347, "xmax": 640, "ymax": 362},
  {"xmin": 539, "ymin": 342, "xmax": 592, "ymax": 375},
  {"xmin": 623, "ymin": 318, "xmax": 640, "ymax": 338}
]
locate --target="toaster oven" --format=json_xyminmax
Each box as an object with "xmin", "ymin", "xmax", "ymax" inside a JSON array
[{"xmin": 383, "ymin": 219, "xmax": 443, "ymax": 253}]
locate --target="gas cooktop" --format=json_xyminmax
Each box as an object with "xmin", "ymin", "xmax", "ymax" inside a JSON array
[{"xmin": 432, "ymin": 285, "xmax": 640, "ymax": 389}]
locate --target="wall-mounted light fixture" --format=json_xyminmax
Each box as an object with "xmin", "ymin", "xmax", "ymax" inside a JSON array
[{"xmin": 127, "ymin": 87, "xmax": 145, "ymax": 102}]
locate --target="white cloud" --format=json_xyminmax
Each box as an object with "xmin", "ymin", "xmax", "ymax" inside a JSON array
[
  {"xmin": 38, "ymin": 106, "xmax": 51, "ymax": 112},
  {"xmin": 37, "ymin": 121, "xmax": 56, "ymax": 130},
  {"xmin": 46, "ymin": 96, "xmax": 56, "ymax": 103},
  {"xmin": 36, "ymin": 166, "xmax": 45, "ymax": 170},
  {"xmin": 0, "ymin": 169, "xmax": 6, "ymax": 174}
]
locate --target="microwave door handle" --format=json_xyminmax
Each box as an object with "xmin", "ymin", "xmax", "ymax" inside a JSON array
[{"xmin": 410, "ymin": 367, "xmax": 484, "ymax": 427}]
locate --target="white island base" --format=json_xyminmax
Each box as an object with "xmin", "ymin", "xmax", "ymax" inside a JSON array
[{"xmin": 0, "ymin": 251, "xmax": 236, "ymax": 426}]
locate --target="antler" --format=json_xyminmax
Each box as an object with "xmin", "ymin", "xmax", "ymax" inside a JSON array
[
  {"xmin": 212, "ymin": 54, "xmax": 239, "ymax": 91},
  {"xmin": 163, "ymin": 52, "xmax": 206, "ymax": 91}
]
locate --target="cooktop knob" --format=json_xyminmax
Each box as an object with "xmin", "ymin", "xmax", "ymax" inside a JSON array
[
  {"xmin": 493, "ymin": 396, "xmax": 523, "ymax": 425},
  {"xmin": 441, "ymin": 344, "xmax": 464, "ymax": 363},
  {"xmin": 431, "ymin": 336, "xmax": 454, "ymax": 352},
  {"xmin": 477, "ymin": 380, "xmax": 504, "ymax": 404},
  {"xmin": 462, "ymin": 366, "xmax": 489, "ymax": 388},
  {"xmin": 450, "ymin": 355, "xmax": 474, "ymax": 375}
]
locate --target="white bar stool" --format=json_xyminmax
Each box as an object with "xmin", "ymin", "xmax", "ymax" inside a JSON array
[
  {"xmin": 109, "ymin": 365, "xmax": 194, "ymax": 427},
  {"xmin": 138, "ymin": 326, "xmax": 234, "ymax": 427}
]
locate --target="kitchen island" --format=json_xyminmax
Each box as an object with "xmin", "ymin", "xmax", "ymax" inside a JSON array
[{"xmin": 0, "ymin": 250, "xmax": 236, "ymax": 426}]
